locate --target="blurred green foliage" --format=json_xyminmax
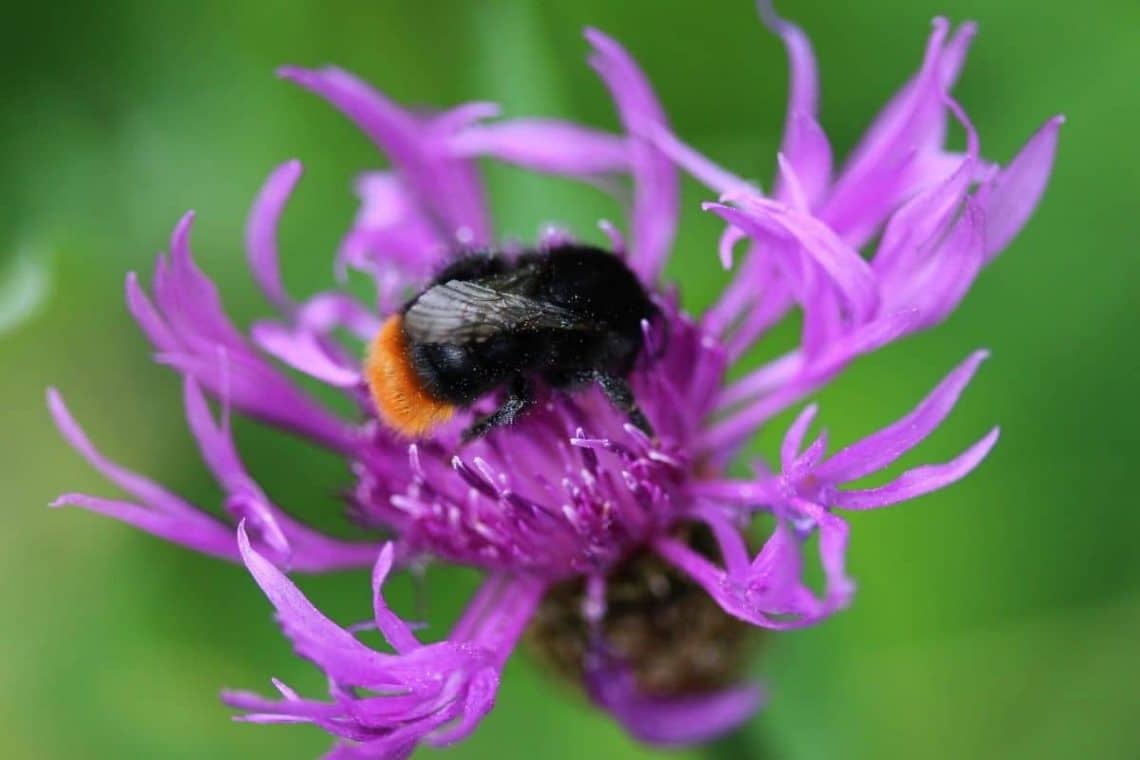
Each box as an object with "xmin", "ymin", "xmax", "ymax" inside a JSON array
[{"xmin": 2, "ymin": 0, "xmax": 1136, "ymax": 758}]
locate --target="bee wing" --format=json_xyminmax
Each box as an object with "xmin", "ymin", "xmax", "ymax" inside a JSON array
[{"xmin": 404, "ymin": 279, "xmax": 593, "ymax": 343}]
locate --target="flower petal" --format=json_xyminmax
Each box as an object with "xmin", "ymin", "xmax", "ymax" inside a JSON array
[
  {"xmin": 981, "ymin": 115, "xmax": 1065, "ymax": 260},
  {"xmin": 280, "ymin": 66, "xmax": 490, "ymax": 243},
  {"xmin": 246, "ymin": 160, "xmax": 302, "ymax": 312},
  {"xmin": 701, "ymin": 309, "xmax": 918, "ymax": 455},
  {"xmin": 586, "ymin": 650, "xmax": 764, "ymax": 746},
  {"xmin": 371, "ymin": 544, "xmax": 421, "ymax": 655},
  {"xmin": 780, "ymin": 112, "xmax": 832, "ymax": 210},
  {"xmin": 131, "ymin": 216, "xmax": 359, "ymax": 452},
  {"xmin": 448, "ymin": 119, "xmax": 629, "ymax": 175},
  {"xmin": 653, "ymin": 526, "xmax": 823, "ymax": 630},
  {"xmin": 780, "ymin": 403, "xmax": 819, "ymax": 471},
  {"xmin": 337, "ymin": 171, "xmax": 449, "ymax": 284},
  {"xmin": 832, "ymin": 427, "xmax": 999, "ymax": 509},
  {"xmin": 48, "ymin": 388, "xmax": 202, "ymax": 520},
  {"xmin": 52, "ymin": 493, "xmax": 239, "ymax": 559},
  {"xmin": 873, "ymin": 94, "xmax": 979, "ymax": 279},
  {"xmin": 833, "ymin": 18, "xmax": 952, "ymax": 179},
  {"xmin": 898, "ymin": 195, "xmax": 986, "ymax": 329},
  {"xmin": 424, "ymin": 667, "xmax": 500, "ymax": 747},
  {"xmin": 792, "ymin": 498, "xmax": 856, "ymax": 608},
  {"xmin": 816, "ymin": 350, "xmax": 989, "ymax": 483},
  {"xmin": 182, "ymin": 377, "xmax": 297, "ymax": 564},
  {"xmin": 822, "ymin": 19, "xmax": 972, "ymax": 246},
  {"xmin": 125, "ymin": 271, "xmax": 178, "ymax": 351},
  {"xmin": 760, "ymin": 2, "xmax": 832, "ymax": 208},
  {"xmin": 155, "ymin": 349, "xmax": 357, "ymax": 454},
  {"xmin": 251, "ymin": 321, "xmax": 362, "ymax": 387},
  {"xmin": 585, "ymin": 28, "xmax": 679, "ymax": 283},
  {"xmin": 644, "ymin": 124, "xmax": 759, "ymax": 197},
  {"xmin": 156, "ymin": 213, "xmax": 248, "ymax": 354},
  {"xmin": 237, "ymin": 523, "xmax": 395, "ymax": 685},
  {"xmin": 704, "ymin": 197, "xmax": 879, "ymax": 323},
  {"xmin": 228, "ymin": 543, "xmax": 542, "ymax": 757}
]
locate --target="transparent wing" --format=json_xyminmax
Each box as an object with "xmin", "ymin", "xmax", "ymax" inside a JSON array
[{"xmin": 403, "ymin": 279, "xmax": 593, "ymax": 343}]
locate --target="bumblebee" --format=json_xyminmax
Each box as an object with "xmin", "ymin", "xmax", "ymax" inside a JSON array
[{"xmin": 365, "ymin": 244, "xmax": 659, "ymax": 441}]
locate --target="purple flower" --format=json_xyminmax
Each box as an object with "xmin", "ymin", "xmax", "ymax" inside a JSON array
[{"xmin": 49, "ymin": 4, "xmax": 1061, "ymax": 757}]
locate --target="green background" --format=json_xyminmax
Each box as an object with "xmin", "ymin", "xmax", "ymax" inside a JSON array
[{"xmin": 2, "ymin": 0, "xmax": 1136, "ymax": 758}]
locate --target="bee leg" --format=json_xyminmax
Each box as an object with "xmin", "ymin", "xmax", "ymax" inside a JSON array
[
  {"xmin": 462, "ymin": 376, "xmax": 535, "ymax": 443},
  {"xmin": 594, "ymin": 372, "xmax": 654, "ymax": 437}
]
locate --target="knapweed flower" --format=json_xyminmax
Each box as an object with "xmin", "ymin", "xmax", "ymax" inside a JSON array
[{"xmin": 49, "ymin": 4, "xmax": 1061, "ymax": 758}]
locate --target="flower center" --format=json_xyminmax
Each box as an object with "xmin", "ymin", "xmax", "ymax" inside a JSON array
[
  {"xmin": 350, "ymin": 302, "xmax": 728, "ymax": 580},
  {"xmin": 526, "ymin": 525, "xmax": 757, "ymax": 696}
]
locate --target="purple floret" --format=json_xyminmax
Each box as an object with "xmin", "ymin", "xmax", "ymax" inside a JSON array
[{"xmin": 49, "ymin": 2, "xmax": 1061, "ymax": 756}]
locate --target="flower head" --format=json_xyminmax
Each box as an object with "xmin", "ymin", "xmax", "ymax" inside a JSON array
[{"xmin": 49, "ymin": 3, "xmax": 1061, "ymax": 757}]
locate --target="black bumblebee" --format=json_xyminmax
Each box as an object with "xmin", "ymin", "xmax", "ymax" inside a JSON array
[{"xmin": 365, "ymin": 244, "xmax": 659, "ymax": 441}]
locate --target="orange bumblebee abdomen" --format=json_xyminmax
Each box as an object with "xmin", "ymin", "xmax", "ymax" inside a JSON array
[{"xmin": 365, "ymin": 315, "xmax": 455, "ymax": 437}]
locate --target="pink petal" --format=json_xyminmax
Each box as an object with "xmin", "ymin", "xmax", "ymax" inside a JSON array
[
  {"xmin": 822, "ymin": 19, "xmax": 974, "ymax": 246},
  {"xmin": 337, "ymin": 171, "xmax": 448, "ymax": 280},
  {"xmin": 48, "ymin": 388, "xmax": 201, "ymax": 520},
  {"xmin": 181, "ymin": 376, "xmax": 242, "ymax": 491},
  {"xmin": 644, "ymin": 123, "xmax": 759, "ymax": 197},
  {"xmin": 898, "ymin": 196, "xmax": 985, "ymax": 329},
  {"xmin": 52, "ymin": 493, "xmax": 238, "ymax": 560},
  {"xmin": 246, "ymin": 160, "xmax": 302, "ymax": 312},
  {"xmin": 792, "ymin": 499, "xmax": 856, "ymax": 608},
  {"xmin": 585, "ymin": 28, "xmax": 679, "ymax": 283},
  {"xmin": 780, "ymin": 403, "xmax": 819, "ymax": 471},
  {"xmin": 832, "ymin": 427, "xmax": 999, "ymax": 509},
  {"xmin": 448, "ymin": 119, "xmax": 629, "ymax": 175},
  {"xmin": 587, "ymin": 648, "xmax": 765, "ymax": 747},
  {"xmin": 653, "ymin": 529, "xmax": 819, "ymax": 631},
  {"xmin": 371, "ymin": 544, "xmax": 421, "ymax": 655},
  {"xmin": 760, "ymin": 2, "xmax": 833, "ymax": 208},
  {"xmin": 425, "ymin": 667, "xmax": 500, "ymax": 747},
  {"xmin": 701, "ymin": 309, "xmax": 918, "ymax": 455},
  {"xmin": 981, "ymin": 115, "xmax": 1065, "ymax": 260},
  {"xmin": 161, "ymin": 212, "xmax": 248, "ymax": 353},
  {"xmin": 873, "ymin": 94, "xmax": 979, "ymax": 277},
  {"xmin": 125, "ymin": 271, "xmax": 178, "ymax": 352},
  {"xmin": 280, "ymin": 66, "xmax": 490, "ymax": 243},
  {"xmin": 236, "ymin": 523, "xmax": 393, "ymax": 685},
  {"xmin": 834, "ymin": 18, "xmax": 951, "ymax": 179},
  {"xmin": 296, "ymin": 292, "xmax": 382, "ymax": 340},
  {"xmin": 250, "ymin": 322, "xmax": 362, "ymax": 387},
  {"xmin": 705, "ymin": 197, "xmax": 879, "ymax": 323},
  {"xmin": 817, "ymin": 350, "xmax": 989, "ymax": 483}
]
